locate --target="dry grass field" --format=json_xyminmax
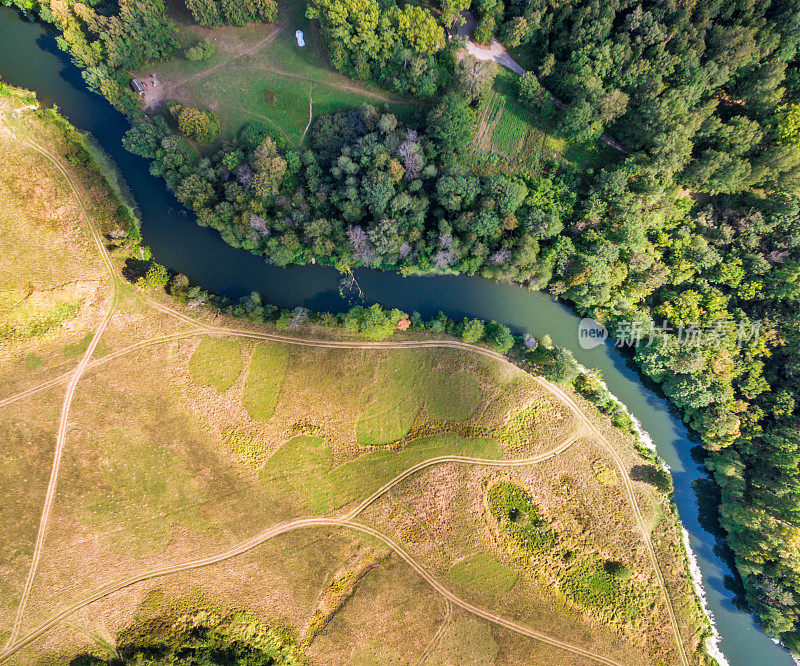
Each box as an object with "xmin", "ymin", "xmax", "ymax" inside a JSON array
[{"xmin": 0, "ymin": 86, "xmax": 711, "ymax": 665}]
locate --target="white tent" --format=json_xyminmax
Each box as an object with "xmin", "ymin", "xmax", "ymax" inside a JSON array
[{"xmin": 295, "ymin": 30, "xmax": 305, "ymax": 47}]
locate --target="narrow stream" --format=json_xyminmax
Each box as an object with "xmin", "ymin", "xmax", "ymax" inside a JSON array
[{"xmin": 0, "ymin": 8, "xmax": 794, "ymax": 664}]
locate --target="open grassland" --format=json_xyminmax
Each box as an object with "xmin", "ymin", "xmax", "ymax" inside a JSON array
[
  {"xmin": 0, "ymin": 390, "xmax": 65, "ymax": 645},
  {"xmin": 187, "ymin": 336, "xmax": 244, "ymax": 392},
  {"xmin": 357, "ymin": 423, "xmax": 711, "ymax": 665},
  {"xmin": 242, "ymin": 341, "xmax": 290, "ymax": 420},
  {"xmin": 146, "ymin": 0, "xmax": 414, "ymax": 146},
  {"xmin": 0, "ymin": 112, "xmax": 112, "ymax": 377},
  {"xmin": 2, "ymin": 312, "xmax": 707, "ymax": 663}
]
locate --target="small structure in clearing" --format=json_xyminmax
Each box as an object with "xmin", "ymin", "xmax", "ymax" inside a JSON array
[
  {"xmin": 130, "ymin": 78, "xmax": 146, "ymax": 95},
  {"xmin": 295, "ymin": 30, "xmax": 305, "ymax": 47}
]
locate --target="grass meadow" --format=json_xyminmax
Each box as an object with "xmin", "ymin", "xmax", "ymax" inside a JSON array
[
  {"xmin": 147, "ymin": 0, "xmax": 415, "ymax": 146},
  {"xmin": 475, "ymin": 69, "xmax": 618, "ymax": 175}
]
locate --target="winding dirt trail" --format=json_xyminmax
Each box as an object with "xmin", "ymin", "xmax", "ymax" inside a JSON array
[
  {"xmin": 3, "ymin": 138, "xmax": 120, "ymax": 651},
  {"xmin": 1, "ymin": 443, "xmax": 627, "ymax": 666}
]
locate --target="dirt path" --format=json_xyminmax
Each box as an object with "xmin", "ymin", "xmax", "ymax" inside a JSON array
[
  {"xmin": 1, "ymin": 440, "xmax": 625, "ymax": 666},
  {"xmin": 417, "ymin": 599, "xmax": 452, "ymax": 665},
  {"xmin": 0, "ymin": 331, "xmax": 205, "ymax": 410},
  {"xmin": 2, "ymin": 138, "xmax": 120, "ymax": 651}
]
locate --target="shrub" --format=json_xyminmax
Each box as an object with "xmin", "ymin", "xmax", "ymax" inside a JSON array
[
  {"xmin": 343, "ymin": 303, "xmax": 405, "ymax": 340},
  {"xmin": 186, "ymin": 40, "xmax": 215, "ymax": 61},
  {"xmin": 137, "ymin": 263, "xmax": 170, "ymax": 289},
  {"xmin": 460, "ymin": 317, "xmax": 485, "ymax": 343},
  {"xmin": 177, "ymin": 107, "xmax": 221, "ymax": 143},
  {"xmin": 604, "ymin": 560, "xmax": 632, "ymax": 580},
  {"xmin": 485, "ymin": 320, "xmax": 514, "ymax": 353},
  {"xmin": 540, "ymin": 347, "xmax": 579, "ymax": 384},
  {"xmin": 239, "ymin": 121, "xmax": 271, "ymax": 151}
]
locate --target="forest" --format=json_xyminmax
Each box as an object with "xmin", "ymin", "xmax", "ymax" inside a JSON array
[{"xmin": 3, "ymin": 0, "xmax": 800, "ymax": 652}]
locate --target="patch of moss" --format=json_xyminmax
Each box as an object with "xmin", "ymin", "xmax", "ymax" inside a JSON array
[
  {"xmin": 23, "ymin": 353, "xmax": 43, "ymax": 370},
  {"xmin": 0, "ymin": 291, "xmax": 82, "ymax": 340}
]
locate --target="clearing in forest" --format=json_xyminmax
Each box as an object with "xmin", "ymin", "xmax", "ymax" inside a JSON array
[
  {"xmin": 474, "ymin": 69, "xmax": 616, "ymax": 174},
  {"xmin": 144, "ymin": 0, "xmax": 415, "ymax": 146}
]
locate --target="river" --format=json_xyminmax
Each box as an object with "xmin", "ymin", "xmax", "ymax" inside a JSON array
[{"xmin": 0, "ymin": 7, "xmax": 794, "ymax": 664}]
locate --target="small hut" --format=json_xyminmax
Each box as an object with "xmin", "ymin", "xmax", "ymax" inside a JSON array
[{"xmin": 130, "ymin": 78, "xmax": 146, "ymax": 95}]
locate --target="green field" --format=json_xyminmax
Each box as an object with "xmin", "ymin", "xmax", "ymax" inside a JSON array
[
  {"xmin": 476, "ymin": 69, "xmax": 617, "ymax": 174},
  {"xmin": 260, "ymin": 433, "xmax": 501, "ymax": 515},
  {"xmin": 449, "ymin": 552, "xmax": 518, "ymax": 596},
  {"xmin": 355, "ymin": 351, "xmax": 483, "ymax": 446},
  {"xmin": 187, "ymin": 337, "xmax": 244, "ymax": 392},
  {"xmin": 146, "ymin": 0, "xmax": 415, "ymax": 146},
  {"xmin": 242, "ymin": 342, "xmax": 289, "ymax": 420}
]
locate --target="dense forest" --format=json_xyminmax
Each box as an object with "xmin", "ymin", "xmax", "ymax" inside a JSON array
[{"xmin": 4, "ymin": 0, "xmax": 800, "ymax": 651}]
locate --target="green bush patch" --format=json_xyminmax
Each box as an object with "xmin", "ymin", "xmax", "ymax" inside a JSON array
[
  {"xmin": 562, "ymin": 558, "xmax": 641, "ymax": 621},
  {"xmin": 449, "ymin": 552, "xmax": 518, "ymax": 596},
  {"xmin": 242, "ymin": 342, "xmax": 289, "ymax": 420},
  {"xmin": 486, "ymin": 478, "xmax": 650, "ymax": 625},
  {"xmin": 486, "ymin": 479, "xmax": 557, "ymax": 553},
  {"xmin": 188, "ymin": 337, "xmax": 243, "ymax": 392},
  {"xmin": 82, "ymin": 609, "xmax": 305, "ymax": 665},
  {"xmin": 591, "ymin": 460, "xmax": 617, "ymax": 485}
]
